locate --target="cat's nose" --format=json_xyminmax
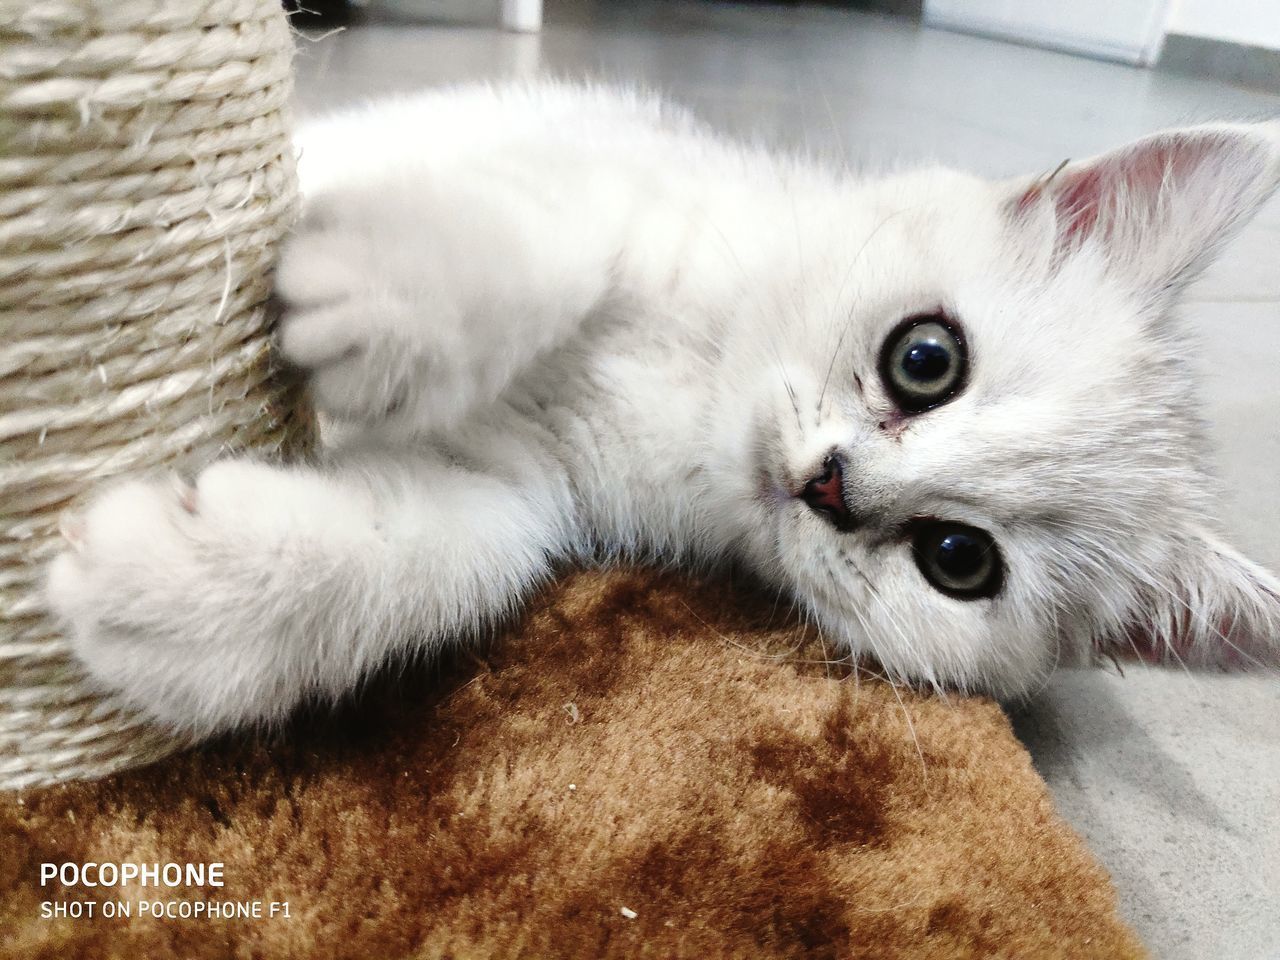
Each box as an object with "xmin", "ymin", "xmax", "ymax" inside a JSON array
[{"xmin": 798, "ymin": 455, "xmax": 854, "ymax": 529}]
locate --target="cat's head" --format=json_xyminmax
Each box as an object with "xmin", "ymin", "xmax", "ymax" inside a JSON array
[{"xmin": 729, "ymin": 121, "xmax": 1280, "ymax": 697}]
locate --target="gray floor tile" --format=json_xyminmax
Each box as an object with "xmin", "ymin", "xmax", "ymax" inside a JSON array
[
  {"xmin": 1190, "ymin": 210, "xmax": 1280, "ymax": 303},
  {"xmin": 1189, "ymin": 300, "xmax": 1280, "ymax": 570},
  {"xmin": 1010, "ymin": 667, "xmax": 1280, "ymax": 960}
]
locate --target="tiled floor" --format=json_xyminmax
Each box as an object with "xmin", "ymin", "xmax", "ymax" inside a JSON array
[{"xmin": 293, "ymin": 4, "xmax": 1280, "ymax": 956}]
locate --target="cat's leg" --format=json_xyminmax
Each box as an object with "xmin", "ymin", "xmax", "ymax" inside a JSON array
[
  {"xmin": 275, "ymin": 122, "xmax": 630, "ymax": 436},
  {"xmin": 45, "ymin": 428, "xmax": 573, "ymax": 736}
]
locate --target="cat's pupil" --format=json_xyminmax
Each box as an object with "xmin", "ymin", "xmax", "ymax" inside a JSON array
[
  {"xmin": 902, "ymin": 341, "xmax": 950, "ymax": 383},
  {"xmin": 935, "ymin": 532, "xmax": 985, "ymax": 578}
]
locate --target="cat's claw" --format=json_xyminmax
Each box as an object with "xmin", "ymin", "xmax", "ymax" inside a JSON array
[{"xmin": 57, "ymin": 512, "xmax": 87, "ymax": 552}]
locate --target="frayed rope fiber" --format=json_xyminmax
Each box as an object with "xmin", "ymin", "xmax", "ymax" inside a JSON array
[{"xmin": 0, "ymin": 0, "xmax": 312, "ymax": 790}]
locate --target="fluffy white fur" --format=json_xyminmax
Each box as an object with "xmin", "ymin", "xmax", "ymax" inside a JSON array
[{"xmin": 47, "ymin": 83, "xmax": 1280, "ymax": 735}]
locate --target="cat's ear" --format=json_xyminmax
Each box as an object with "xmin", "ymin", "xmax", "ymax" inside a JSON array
[
  {"xmin": 1108, "ymin": 528, "xmax": 1280, "ymax": 671},
  {"xmin": 1007, "ymin": 122, "xmax": 1280, "ymax": 297}
]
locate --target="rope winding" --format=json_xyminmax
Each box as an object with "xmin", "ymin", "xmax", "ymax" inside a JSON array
[{"xmin": 1, "ymin": 0, "xmax": 311, "ymax": 790}]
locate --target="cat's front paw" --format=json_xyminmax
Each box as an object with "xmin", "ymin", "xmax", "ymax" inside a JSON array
[
  {"xmin": 274, "ymin": 201, "xmax": 482, "ymax": 433},
  {"xmin": 273, "ymin": 230, "xmax": 420, "ymax": 425},
  {"xmin": 45, "ymin": 463, "xmax": 305, "ymax": 734}
]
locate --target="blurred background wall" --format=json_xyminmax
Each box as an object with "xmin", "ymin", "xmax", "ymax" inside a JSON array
[{"xmin": 287, "ymin": 0, "xmax": 1280, "ymax": 93}]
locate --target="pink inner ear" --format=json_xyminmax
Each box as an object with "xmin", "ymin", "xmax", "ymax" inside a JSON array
[
  {"xmin": 1116, "ymin": 616, "xmax": 1195, "ymax": 667},
  {"xmin": 1054, "ymin": 165, "xmax": 1109, "ymax": 245},
  {"xmin": 1030, "ymin": 134, "xmax": 1224, "ymax": 250},
  {"xmin": 1113, "ymin": 608, "xmax": 1264, "ymax": 671}
]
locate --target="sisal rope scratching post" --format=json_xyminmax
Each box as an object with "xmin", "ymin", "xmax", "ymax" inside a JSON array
[{"xmin": 0, "ymin": 0, "xmax": 312, "ymax": 790}]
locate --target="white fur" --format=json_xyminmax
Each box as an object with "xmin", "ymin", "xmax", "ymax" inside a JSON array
[{"xmin": 47, "ymin": 83, "xmax": 1280, "ymax": 735}]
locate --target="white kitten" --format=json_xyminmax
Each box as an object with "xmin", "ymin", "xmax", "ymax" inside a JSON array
[{"xmin": 47, "ymin": 83, "xmax": 1280, "ymax": 735}]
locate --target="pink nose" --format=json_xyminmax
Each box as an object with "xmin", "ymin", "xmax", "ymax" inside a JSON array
[{"xmin": 799, "ymin": 456, "xmax": 851, "ymax": 527}]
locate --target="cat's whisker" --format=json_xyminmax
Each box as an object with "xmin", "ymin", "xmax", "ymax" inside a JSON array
[
  {"xmin": 1022, "ymin": 602, "xmax": 1065, "ymax": 702},
  {"xmin": 688, "ymin": 204, "xmax": 799, "ymax": 338},
  {"xmin": 816, "ymin": 618, "xmax": 834, "ymax": 682},
  {"xmin": 812, "ymin": 79, "xmax": 849, "ymax": 171},
  {"xmin": 873, "ymin": 661, "xmax": 930, "ymax": 785},
  {"xmin": 834, "ymin": 588, "xmax": 929, "ymax": 783},
  {"xmin": 817, "ymin": 209, "xmax": 912, "ymax": 413},
  {"xmin": 675, "ymin": 599, "xmax": 805, "ymax": 664},
  {"xmin": 765, "ymin": 580, "xmax": 790, "ymax": 627}
]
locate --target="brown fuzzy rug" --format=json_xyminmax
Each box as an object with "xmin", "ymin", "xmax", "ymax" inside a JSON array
[{"xmin": 0, "ymin": 569, "xmax": 1145, "ymax": 959}]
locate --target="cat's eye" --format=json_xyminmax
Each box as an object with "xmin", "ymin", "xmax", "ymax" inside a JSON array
[
  {"xmin": 911, "ymin": 522, "xmax": 1002, "ymax": 599},
  {"xmin": 880, "ymin": 316, "xmax": 967, "ymax": 412}
]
